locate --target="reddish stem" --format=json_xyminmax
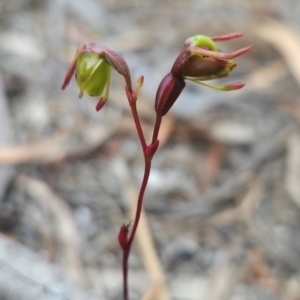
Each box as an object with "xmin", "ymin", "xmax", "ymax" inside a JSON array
[
  {"xmin": 122, "ymin": 91, "xmax": 162, "ymax": 300},
  {"xmin": 121, "ymin": 150, "xmax": 152, "ymax": 300},
  {"xmin": 152, "ymin": 115, "xmax": 162, "ymax": 144},
  {"xmin": 128, "ymin": 158, "xmax": 152, "ymax": 245},
  {"xmin": 129, "ymin": 102, "xmax": 147, "ymax": 151},
  {"xmin": 122, "ymin": 250, "xmax": 129, "ymax": 300}
]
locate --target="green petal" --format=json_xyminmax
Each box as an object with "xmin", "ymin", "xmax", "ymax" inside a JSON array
[{"xmin": 189, "ymin": 35, "xmax": 217, "ymax": 51}]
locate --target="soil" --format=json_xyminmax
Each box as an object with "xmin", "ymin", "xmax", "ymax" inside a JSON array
[{"xmin": 0, "ymin": 1, "xmax": 300, "ymax": 299}]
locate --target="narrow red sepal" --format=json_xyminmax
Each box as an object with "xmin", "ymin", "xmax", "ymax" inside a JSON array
[{"xmin": 95, "ymin": 97, "xmax": 107, "ymax": 111}]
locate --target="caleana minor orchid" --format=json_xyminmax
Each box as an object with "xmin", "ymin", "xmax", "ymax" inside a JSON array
[{"xmin": 62, "ymin": 32, "xmax": 251, "ymax": 300}]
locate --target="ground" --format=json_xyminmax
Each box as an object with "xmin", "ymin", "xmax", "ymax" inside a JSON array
[{"xmin": 0, "ymin": 1, "xmax": 300, "ymax": 299}]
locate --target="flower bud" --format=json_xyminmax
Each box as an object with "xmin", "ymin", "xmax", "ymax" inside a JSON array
[
  {"xmin": 62, "ymin": 43, "xmax": 132, "ymax": 111},
  {"xmin": 155, "ymin": 73, "xmax": 185, "ymax": 116},
  {"xmin": 76, "ymin": 52, "xmax": 111, "ymax": 98}
]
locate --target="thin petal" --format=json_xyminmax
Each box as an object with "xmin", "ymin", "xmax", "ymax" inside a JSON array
[
  {"xmin": 191, "ymin": 79, "xmax": 245, "ymax": 91},
  {"xmin": 61, "ymin": 44, "xmax": 86, "ymax": 90},
  {"xmin": 189, "ymin": 45, "xmax": 253, "ymax": 60},
  {"xmin": 211, "ymin": 32, "xmax": 243, "ymax": 41}
]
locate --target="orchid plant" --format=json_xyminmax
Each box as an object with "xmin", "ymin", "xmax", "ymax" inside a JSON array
[{"xmin": 62, "ymin": 32, "xmax": 251, "ymax": 300}]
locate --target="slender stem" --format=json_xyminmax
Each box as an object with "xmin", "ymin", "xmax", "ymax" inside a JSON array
[
  {"xmin": 122, "ymin": 159, "xmax": 151, "ymax": 300},
  {"xmin": 128, "ymin": 159, "xmax": 152, "ymax": 245},
  {"xmin": 122, "ymin": 91, "xmax": 149, "ymax": 300},
  {"xmin": 152, "ymin": 115, "xmax": 162, "ymax": 144},
  {"xmin": 122, "ymin": 88, "xmax": 163, "ymax": 300},
  {"xmin": 122, "ymin": 251, "xmax": 129, "ymax": 300},
  {"xmin": 130, "ymin": 102, "xmax": 147, "ymax": 151}
]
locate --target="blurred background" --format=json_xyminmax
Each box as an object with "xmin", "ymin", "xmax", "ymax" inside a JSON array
[{"xmin": 0, "ymin": 0, "xmax": 300, "ymax": 299}]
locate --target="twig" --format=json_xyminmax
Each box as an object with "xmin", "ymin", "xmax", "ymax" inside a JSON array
[
  {"xmin": 15, "ymin": 175, "xmax": 85, "ymax": 285},
  {"xmin": 0, "ymin": 120, "xmax": 131, "ymax": 165}
]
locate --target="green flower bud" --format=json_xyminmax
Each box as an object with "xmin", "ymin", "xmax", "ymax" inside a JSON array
[
  {"xmin": 62, "ymin": 43, "xmax": 132, "ymax": 112},
  {"xmin": 76, "ymin": 52, "xmax": 111, "ymax": 98}
]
